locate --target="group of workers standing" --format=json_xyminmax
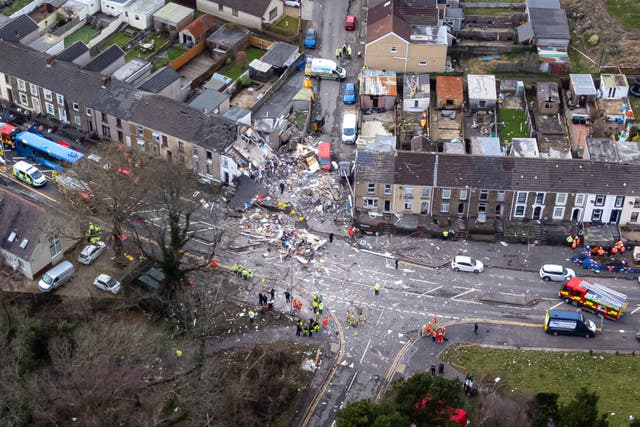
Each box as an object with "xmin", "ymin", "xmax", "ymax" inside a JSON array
[
  {"xmin": 85, "ymin": 223, "xmax": 103, "ymax": 244},
  {"xmin": 336, "ymin": 43, "xmax": 353, "ymax": 59},
  {"xmin": 420, "ymin": 318, "xmax": 447, "ymax": 343},
  {"xmin": 232, "ymin": 264, "xmax": 255, "ymax": 281}
]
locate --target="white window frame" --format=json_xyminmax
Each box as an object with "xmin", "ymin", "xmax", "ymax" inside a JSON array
[
  {"xmin": 390, "ymin": 46, "xmax": 397, "ymax": 53},
  {"xmin": 497, "ymin": 191, "xmax": 505, "ymax": 202},
  {"xmin": 58, "ymin": 107, "xmax": 67, "ymax": 123},
  {"xmin": 137, "ymin": 126, "xmax": 144, "ymax": 137},
  {"xmin": 152, "ymin": 133, "xmax": 161, "ymax": 144},
  {"xmin": 420, "ymin": 200, "xmax": 429, "ymax": 214},
  {"xmin": 514, "ymin": 205, "xmax": 526, "ymax": 217},
  {"xmin": 363, "ymin": 198, "xmax": 378, "ymax": 209},
  {"xmin": 575, "ymin": 193, "xmax": 586, "ymax": 206},
  {"xmin": 631, "ymin": 212, "xmax": 639, "ymax": 223},
  {"xmin": 552, "ymin": 207, "xmax": 565, "ymax": 219},
  {"xmin": 556, "ymin": 193, "xmax": 567, "ymax": 206},
  {"xmin": 29, "ymin": 83, "xmax": 37, "ymax": 95},
  {"xmin": 17, "ymin": 79, "xmax": 26, "ymax": 91},
  {"xmin": 535, "ymin": 192, "xmax": 545, "ymax": 204},
  {"xmin": 594, "ymin": 195, "xmax": 605, "ymax": 206},
  {"xmin": 404, "ymin": 186, "xmax": 413, "ymax": 199},
  {"xmin": 43, "ymin": 89, "xmax": 53, "ymax": 101},
  {"xmin": 592, "ymin": 209, "xmax": 603, "ymax": 221},
  {"xmin": 74, "ymin": 115, "xmax": 81, "ymax": 126},
  {"xmin": 459, "ymin": 189, "xmax": 468, "ymax": 200},
  {"xmin": 72, "ymin": 101, "xmax": 79, "ymax": 111},
  {"xmin": 421, "ymin": 187, "xmax": 431, "ymax": 199},
  {"xmin": 48, "ymin": 236, "xmax": 62, "ymax": 258},
  {"xmin": 31, "ymin": 97, "xmax": 41, "ymax": 112},
  {"xmin": 479, "ymin": 189, "xmax": 488, "ymax": 201},
  {"xmin": 615, "ymin": 196, "xmax": 624, "ymax": 208},
  {"xmin": 86, "ymin": 107, "xmax": 93, "ymax": 117},
  {"xmin": 45, "ymin": 102, "xmax": 55, "ymax": 116},
  {"xmin": 516, "ymin": 191, "xmax": 527, "ymax": 204},
  {"xmin": 367, "ymin": 183, "xmax": 376, "ymax": 194},
  {"xmin": 442, "ymin": 188, "xmax": 451, "ymax": 200},
  {"xmin": 56, "ymin": 94, "xmax": 64, "ymax": 105},
  {"xmin": 384, "ymin": 184, "xmax": 392, "ymax": 195},
  {"xmin": 18, "ymin": 92, "xmax": 28, "ymax": 106},
  {"xmin": 419, "ymin": 61, "xmax": 428, "ymax": 66},
  {"xmin": 440, "ymin": 202, "xmax": 449, "ymax": 213}
]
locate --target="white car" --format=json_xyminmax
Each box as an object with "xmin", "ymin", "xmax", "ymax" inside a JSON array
[
  {"xmin": 539, "ymin": 264, "xmax": 576, "ymax": 282},
  {"xmin": 93, "ymin": 274, "xmax": 122, "ymax": 294},
  {"xmin": 284, "ymin": 0, "xmax": 301, "ymax": 7},
  {"xmin": 77, "ymin": 241, "xmax": 107, "ymax": 265},
  {"xmin": 451, "ymin": 256, "xmax": 484, "ymax": 273}
]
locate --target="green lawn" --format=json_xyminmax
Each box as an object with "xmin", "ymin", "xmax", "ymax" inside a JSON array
[
  {"xmin": 64, "ymin": 25, "xmax": 98, "ymax": 48},
  {"xmin": 606, "ymin": 0, "xmax": 640, "ymax": 31},
  {"xmin": 107, "ymin": 32, "xmax": 132, "ymax": 48},
  {"xmin": 218, "ymin": 47, "xmax": 265, "ymax": 81},
  {"xmin": 273, "ymin": 16, "xmax": 299, "ymax": 35},
  {"xmin": 463, "ymin": 7, "xmax": 514, "ymax": 16},
  {"xmin": 441, "ymin": 345, "xmax": 640, "ymax": 423},
  {"xmin": 125, "ymin": 33, "xmax": 168, "ymax": 62},
  {"xmin": 498, "ymin": 108, "xmax": 529, "ymax": 143},
  {"xmin": 152, "ymin": 47, "xmax": 186, "ymax": 70},
  {"xmin": 1, "ymin": 0, "xmax": 34, "ymax": 16}
]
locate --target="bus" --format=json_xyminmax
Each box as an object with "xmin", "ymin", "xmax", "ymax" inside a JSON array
[{"xmin": 13, "ymin": 131, "xmax": 84, "ymax": 171}]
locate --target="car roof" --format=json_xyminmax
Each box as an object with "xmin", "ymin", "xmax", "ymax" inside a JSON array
[
  {"xmin": 346, "ymin": 15, "xmax": 355, "ymax": 21},
  {"xmin": 454, "ymin": 255, "xmax": 472, "ymax": 263},
  {"xmin": 96, "ymin": 274, "xmax": 111, "ymax": 281},
  {"xmin": 542, "ymin": 264, "xmax": 564, "ymax": 273},
  {"xmin": 345, "ymin": 82, "xmax": 355, "ymax": 89},
  {"xmin": 306, "ymin": 28, "xmax": 316, "ymax": 35}
]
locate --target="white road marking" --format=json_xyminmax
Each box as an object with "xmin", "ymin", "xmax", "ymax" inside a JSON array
[
  {"xmin": 423, "ymin": 285, "xmax": 442, "ymax": 295},
  {"xmin": 631, "ymin": 306, "xmax": 640, "ymax": 314},
  {"xmin": 549, "ymin": 301, "xmax": 564, "ymax": 310},
  {"xmin": 359, "ymin": 341, "xmax": 371, "ymax": 364},
  {"xmin": 451, "ymin": 289, "xmax": 476, "ymax": 299}
]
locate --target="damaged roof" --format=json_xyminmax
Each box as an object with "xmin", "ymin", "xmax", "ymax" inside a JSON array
[
  {"xmin": 359, "ymin": 68, "xmax": 398, "ymax": 96},
  {"xmin": 356, "ymin": 148, "xmax": 396, "ymax": 184}
]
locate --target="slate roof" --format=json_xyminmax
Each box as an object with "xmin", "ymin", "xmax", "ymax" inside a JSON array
[
  {"xmin": 0, "ymin": 15, "xmax": 38, "ymax": 42},
  {"xmin": 83, "ymin": 45, "xmax": 124, "ymax": 72},
  {"xmin": 528, "ymin": 8, "xmax": 570, "ymax": 40},
  {"xmin": 356, "ymin": 149, "xmax": 396, "ymax": 183},
  {"xmin": 189, "ymin": 88, "xmax": 228, "ymax": 113},
  {"xmin": 137, "ymin": 67, "xmax": 181, "ymax": 93},
  {"xmin": 393, "ymin": 152, "xmax": 640, "ymax": 196},
  {"xmin": 182, "ymin": 13, "xmax": 216, "ymax": 39},
  {"xmin": 0, "ymin": 41, "xmax": 236, "ymax": 150},
  {"xmin": 260, "ymin": 42, "xmax": 298, "ymax": 67},
  {"xmin": 56, "ymin": 40, "xmax": 88, "ymax": 62},
  {"xmin": 0, "ymin": 188, "xmax": 43, "ymax": 261},
  {"xmin": 367, "ymin": 0, "xmax": 438, "ymax": 44},
  {"xmin": 214, "ymin": 0, "xmax": 272, "ymax": 17}
]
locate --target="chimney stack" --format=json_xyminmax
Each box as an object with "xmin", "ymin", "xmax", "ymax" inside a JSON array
[
  {"xmin": 101, "ymin": 74, "xmax": 112, "ymax": 88},
  {"xmin": 46, "ymin": 55, "xmax": 56, "ymax": 67}
]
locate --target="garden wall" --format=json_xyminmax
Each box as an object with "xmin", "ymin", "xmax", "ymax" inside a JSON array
[{"xmin": 87, "ymin": 15, "xmax": 125, "ymax": 49}]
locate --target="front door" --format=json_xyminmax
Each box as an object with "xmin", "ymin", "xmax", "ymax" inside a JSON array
[
  {"xmin": 609, "ymin": 209, "xmax": 621, "ymax": 223},
  {"xmin": 532, "ymin": 206, "xmax": 542, "ymax": 220}
]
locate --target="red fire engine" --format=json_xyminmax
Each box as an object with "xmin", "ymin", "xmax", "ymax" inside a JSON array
[{"xmin": 559, "ymin": 278, "xmax": 628, "ymax": 320}]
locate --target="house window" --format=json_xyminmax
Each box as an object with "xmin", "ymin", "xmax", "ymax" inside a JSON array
[
  {"xmin": 535, "ymin": 192, "xmax": 545, "ymax": 204},
  {"xmin": 58, "ymin": 107, "xmax": 67, "ymax": 123},
  {"xmin": 86, "ymin": 107, "xmax": 93, "ymax": 116},
  {"xmin": 102, "ymin": 125, "xmax": 111, "ymax": 138},
  {"xmin": 459, "ymin": 189, "xmax": 468, "ymax": 200},
  {"xmin": 592, "ymin": 209, "xmax": 603, "ymax": 221},
  {"xmin": 367, "ymin": 183, "xmax": 376, "ymax": 194},
  {"xmin": 363, "ymin": 198, "xmax": 378, "ymax": 209},
  {"xmin": 116, "ymin": 118, "xmax": 122, "ymax": 128},
  {"xmin": 421, "ymin": 187, "xmax": 430, "ymax": 198},
  {"xmin": 29, "ymin": 83, "xmax": 37, "ymax": 94},
  {"xmin": 162, "ymin": 135, "xmax": 168, "ymax": 147},
  {"xmin": 384, "ymin": 184, "xmax": 392, "ymax": 195},
  {"xmin": 419, "ymin": 61, "xmax": 428, "ymax": 66},
  {"xmin": 497, "ymin": 191, "xmax": 505, "ymax": 202},
  {"xmin": 74, "ymin": 115, "xmax": 81, "ymax": 126},
  {"xmin": 45, "ymin": 102, "xmax": 55, "ymax": 116},
  {"xmin": 516, "ymin": 191, "xmax": 527, "ymax": 204},
  {"xmin": 556, "ymin": 193, "xmax": 567, "ymax": 206},
  {"xmin": 17, "ymin": 79, "xmax": 26, "ymax": 91},
  {"xmin": 268, "ymin": 7, "xmax": 277, "ymax": 20},
  {"xmin": 390, "ymin": 47, "xmax": 397, "ymax": 53},
  {"xmin": 632, "ymin": 212, "xmax": 639, "ymax": 222},
  {"xmin": 514, "ymin": 205, "xmax": 526, "ymax": 217},
  {"xmin": 479, "ymin": 100, "xmax": 486, "ymax": 108},
  {"xmin": 117, "ymin": 130, "xmax": 123, "ymax": 143},
  {"xmin": 404, "ymin": 200, "xmax": 413, "ymax": 211},
  {"xmin": 48, "ymin": 236, "xmax": 62, "ymax": 258},
  {"xmin": 479, "ymin": 190, "xmax": 488, "ymax": 201},
  {"xmin": 152, "ymin": 133, "xmax": 161, "ymax": 144},
  {"xmin": 442, "ymin": 188, "xmax": 451, "ymax": 200},
  {"xmin": 218, "ymin": 3, "xmax": 223, "ymax": 11},
  {"xmin": 420, "ymin": 201, "xmax": 429, "ymax": 213},
  {"xmin": 553, "ymin": 207, "xmax": 565, "ymax": 219},
  {"xmin": 56, "ymin": 94, "xmax": 64, "ymax": 105},
  {"xmin": 404, "ymin": 187, "xmax": 413, "ymax": 199},
  {"xmin": 222, "ymin": 157, "xmax": 229, "ymax": 168},
  {"xmin": 594, "ymin": 195, "xmax": 605, "ymax": 206},
  {"xmin": 458, "ymin": 202, "xmax": 465, "ymax": 214},
  {"xmin": 440, "ymin": 202, "xmax": 449, "ymax": 213},
  {"xmin": 43, "ymin": 89, "xmax": 52, "ymax": 101},
  {"xmin": 575, "ymin": 193, "xmax": 586, "ymax": 206},
  {"xmin": 136, "ymin": 126, "xmax": 144, "ymax": 137},
  {"xmin": 178, "ymin": 141, "xmax": 184, "ymax": 153},
  {"xmin": 414, "ymin": 100, "xmax": 419, "ymax": 107},
  {"xmin": 206, "ymin": 151, "xmax": 212, "ymax": 161},
  {"xmin": 18, "ymin": 92, "xmax": 28, "ymax": 106},
  {"xmin": 615, "ymin": 196, "xmax": 624, "ymax": 207},
  {"xmin": 101, "ymin": 112, "xmax": 107, "ymax": 123},
  {"xmin": 478, "ymin": 203, "xmax": 487, "ymax": 213},
  {"xmin": 232, "ymin": 8, "xmax": 238, "ymax": 16},
  {"xmin": 72, "ymin": 102, "xmax": 79, "ymax": 111}
]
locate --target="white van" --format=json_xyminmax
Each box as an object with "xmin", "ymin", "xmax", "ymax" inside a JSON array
[
  {"xmin": 38, "ymin": 260, "xmax": 75, "ymax": 293},
  {"xmin": 305, "ymin": 58, "xmax": 346, "ymax": 80},
  {"xmin": 13, "ymin": 160, "xmax": 47, "ymax": 187},
  {"xmin": 341, "ymin": 112, "xmax": 358, "ymax": 144}
]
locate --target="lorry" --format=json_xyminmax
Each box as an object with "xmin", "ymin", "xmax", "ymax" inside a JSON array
[
  {"xmin": 559, "ymin": 277, "xmax": 628, "ymax": 320},
  {"xmin": 304, "ymin": 58, "xmax": 346, "ymax": 81},
  {"xmin": 544, "ymin": 309, "xmax": 596, "ymax": 338}
]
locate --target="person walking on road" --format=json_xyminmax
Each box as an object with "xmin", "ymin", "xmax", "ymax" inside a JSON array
[
  {"xmin": 284, "ymin": 291, "xmax": 291, "ymax": 304},
  {"xmin": 296, "ymin": 320, "xmax": 303, "ymax": 336},
  {"xmin": 432, "ymin": 329, "xmax": 437, "ymax": 342},
  {"xmin": 279, "ymin": 182, "xmax": 285, "ymax": 194},
  {"xmin": 431, "ymin": 364, "xmax": 436, "ymax": 376},
  {"xmin": 258, "ymin": 293, "xmax": 264, "ymax": 306},
  {"xmin": 329, "ymin": 233, "xmax": 334, "ymax": 243},
  {"xmin": 270, "ymin": 288, "xmax": 275, "ymax": 300},
  {"xmin": 395, "ymin": 258, "xmax": 399, "ymax": 270},
  {"xmin": 248, "ymin": 310, "xmax": 255, "ymax": 323},
  {"xmin": 474, "ymin": 322, "xmax": 479, "ymax": 335},
  {"xmin": 374, "ymin": 283, "xmax": 381, "ymax": 296}
]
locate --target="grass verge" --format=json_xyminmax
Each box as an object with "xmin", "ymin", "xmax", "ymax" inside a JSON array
[
  {"xmin": 218, "ymin": 47, "xmax": 265, "ymax": 80},
  {"xmin": 498, "ymin": 108, "xmax": 529, "ymax": 143},
  {"xmin": 606, "ymin": 0, "xmax": 640, "ymax": 31},
  {"xmin": 1, "ymin": 0, "xmax": 33, "ymax": 16},
  {"xmin": 441, "ymin": 344, "xmax": 640, "ymax": 423},
  {"xmin": 64, "ymin": 25, "xmax": 98, "ymax": 48},
  {"xmin": 463, "ymin": 7, "xmax": 514, "ymax": 16}
]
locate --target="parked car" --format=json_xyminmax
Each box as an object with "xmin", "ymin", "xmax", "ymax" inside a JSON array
[
  {"xmin": 304, "ymin": 27, "xmax": 317, "ymax": 49},
  {"xmin": 317, "ymin": 141, "xmax": 331, "ymax": 171},
  {"xmin": 77, "ymin": 241, "xmax": 107, "ymax": 265},
  {"xmin": 539, "ymin": 264, "xmax": 576, "ymax": 282},
  {"xmin": 134, "ymin": 267, "xmax": 166, "ymax": 291},
  {"xmin": 345, "ymin": 15, "xmax": 356, "ymax": 31},
  {"xmin": 451, "ymin": 256, "xmax": 484, "ymax": 273},
  {"xmin": 284, "ymin": 0, "xmax": 301, "ymax": 7},
  {"xmin": 343, "ymin": 82, "xmax": 357, "ymax": 104},
  {"xmin": 93, "ymin": 274, "xmax": 122, "ymax": 294}
]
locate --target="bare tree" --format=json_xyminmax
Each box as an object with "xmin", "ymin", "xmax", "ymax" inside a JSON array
[{"xmin": 68, "ymin": 144, "xmax": 151, "ymax": 258}]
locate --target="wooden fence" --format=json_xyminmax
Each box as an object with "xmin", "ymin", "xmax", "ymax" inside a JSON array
[
  {"xmin": 249, "ymin": 35, "xmax": 273, "ymax": 50},
  {"xmin": 170, "ymin": 39, "xmax": 206, "ymax": 71}
]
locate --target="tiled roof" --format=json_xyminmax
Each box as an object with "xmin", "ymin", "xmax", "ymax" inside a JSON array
[
  {"xmin": 393, "ymin": 152, "xmax": 640, "ymax": 196},
  {"xmin": 0, "ymin": 15, "xmax": 38, "ymax": 42},
  {"xmin": 0, "ymin": 188, "xmax": 43, "ymax": 261},
  {"xmin": 436, "ymin": 76, "xmax": 463, "ymax": 100},
  {"xmin": 183, "ymin": 13, "xmax": 216, "ymax": 39},
  {"xmin": 366, "ymin": 0, "xmax": 438, "ymax": 43},
  {"xmin": 137, "ymin": 67, "xmax": 181, "ymax": 93},
  {"xmin": 83, "ymin": 45, "xmax": 124, "ymax": 72},
  {"xmin": 356, "ymin": 149, "xmax": 396, "ymax": 183},
  {"xmin": 215, "ymin": 0, "xmax": 272, "ymax": 17},
  {"xmin": 528, "ymin": 7, "xmax": 570, "ymax": 40},
  {"xmin": 56, "ymin": 40, "xmax": 88, "ymax": 62}
]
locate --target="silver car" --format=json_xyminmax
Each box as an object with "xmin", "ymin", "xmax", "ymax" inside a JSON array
[
  {"xmin": 451, "ymin": 256, "xmax": 484, "ymax": 273},
  {"xmin": 78, "ymin": 241, "xmax": 107, "ymax": 265},
  {"xmin": 539, "ymin": 264, "xmax": 576, "ymax": 282},
  {"xmin": 93, "ymin": 274, "xmax": 122, "ymax": 294}
]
